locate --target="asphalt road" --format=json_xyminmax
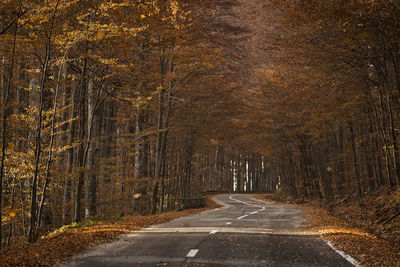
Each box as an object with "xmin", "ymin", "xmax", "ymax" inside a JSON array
[{"xmin": 63, "ymin": 194, "xmax": 354, "ymax": 267}]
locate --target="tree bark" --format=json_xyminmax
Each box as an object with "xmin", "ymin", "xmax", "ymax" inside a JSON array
[
  {"xmin": 85, "ymin": 80, "xmax": 97, "ymax": 218},
  {"xmin": 37, "ymin": 57, "xmax": 65, "ymax": 228},
  {"xmin": 0, "ymin": 18, "xmax": 17, "ymax": 250},
  {"xmin": 386, "ymin": 91, "xmax": 400, "ymax": 187},
  {"xmin": 349, "ymin": 122, "xmax": 362, "ymax": 196},
  {"xmin": 74, "ymin": 57, "xmax": 88, "ymax": 223},
  {"xmin": 28, "ymin": 1, "xmax": 60, "ymax": 242},
  {"xmin": 151, "ymin": 86, "xmax": 164, "ymax": 214}
]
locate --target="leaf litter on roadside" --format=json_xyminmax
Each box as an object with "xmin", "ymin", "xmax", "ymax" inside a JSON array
[
  {"xmin": 255, "ymin": 190, "xmax": 400, "ymax": 267},
  {"xmin": 0, "ymin": 195, "xmax": 221, "ymax": 266}
]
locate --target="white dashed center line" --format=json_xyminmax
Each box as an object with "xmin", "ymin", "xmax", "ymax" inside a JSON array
[
  {"xmin": 186, "ymin": 249, "xmax": 199, "ymax": 258},
  {"xmin": 229, "ymin": 195, "xmax": 266, "ymax": 221},
  {"xmin": 226, "ymin": 222, "xmax": 232, "ymax": 225}
]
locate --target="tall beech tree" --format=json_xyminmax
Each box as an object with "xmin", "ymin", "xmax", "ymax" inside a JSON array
[{"xmin": 0, "ymin": 0, "xmax": 240, "ymax": 247}]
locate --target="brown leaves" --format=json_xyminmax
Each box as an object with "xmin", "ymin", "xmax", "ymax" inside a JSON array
[
  {"xmin": 0, "ymin": 195, "xmax": 220, "ymax": 266},
  {"xmin": 7, "ymin": 209, "xmax": 16, "ymax": 218},
  {"xmin": 256, "ymin": 190, "xmax": 400, "ymax": 267}
]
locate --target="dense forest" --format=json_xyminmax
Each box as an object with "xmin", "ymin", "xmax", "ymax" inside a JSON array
[{"xmin": 1, "ymin": 0, "xmax": 399, "ymax": 250}]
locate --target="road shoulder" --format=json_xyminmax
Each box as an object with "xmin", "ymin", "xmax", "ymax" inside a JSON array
[
  {"xmin": 0, "ymin": 195, "xmax": 221, "ymax": 266},
  {"xmin": 254, "ymin": 194, "xmax": 400, "ymax": 267}
]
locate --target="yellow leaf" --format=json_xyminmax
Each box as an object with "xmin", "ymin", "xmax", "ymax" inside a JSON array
[
  {"xmin": 7, "ymin": 209, "xmax": 16, "ymax": 217},
  {"xmin": 133, "ymin": 193, "xmax": 142, "ymax": 199},
  {"xmin": 96, "ymin": 31, "xmax": 104, "ymax": 40}
]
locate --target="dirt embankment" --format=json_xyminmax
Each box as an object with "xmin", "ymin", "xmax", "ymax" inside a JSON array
[{"xmin": 256, "ymin": 187, "xmax": 400, "ymax": 267}]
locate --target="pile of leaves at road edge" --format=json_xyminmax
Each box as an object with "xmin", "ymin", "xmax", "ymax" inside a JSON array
[
  {"xmin": 0, "ymin": 196, "xmax": 221, "ymax": 266},
  {"xmin": 255, "ymin": 187, "xmax": 400, "ymax": 267}
]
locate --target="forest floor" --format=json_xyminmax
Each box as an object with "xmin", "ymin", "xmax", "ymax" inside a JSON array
[
  {"xmin": 255, "ymin": 186, "xmax": 400, "ymax": 267},
  {"xmin": 0, "ymin": 195, "xmax": 221, "ymax": 266}
]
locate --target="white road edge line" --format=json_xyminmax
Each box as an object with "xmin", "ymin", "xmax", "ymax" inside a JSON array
[
  {"xmin": 325, "ymin": 241, "xmax": 361, "ymax": 267},
  {"xmin": 229, "ymin": 195, "xmax": 360, "ymax": 266},
  {"xmin": 209, "ymin": 230, "xmax": 219, "ymax": 235},
  {"xmin": 186, "ymin": 249, "xmax": 199, "ymax": 258}
]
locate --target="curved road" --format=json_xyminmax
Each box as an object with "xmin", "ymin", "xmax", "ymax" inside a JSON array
[{"xmin": 64, "ymin": 194, "xmax": 354, "ymax": 267}]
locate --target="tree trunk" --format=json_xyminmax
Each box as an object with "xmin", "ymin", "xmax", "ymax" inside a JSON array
[
  {"xmin": 85, "ymin": 80, "xmax": 97, "ymax": 218},
  {"xmin": 151, "ymin": 86, "xmax": 164, "ymax": 214},
  {"xmin": 28, "ymin": 1, "xmax": 60, "ymax": 241},
  {"xmin": 377, "ymin": 90, "xmax": 394, "ymax": 186},
  {"xmin": 37, "ymin": 57, "xmax": 64, "ymax": 228},
  {"xmin": 134, "ymin": 107, "xmax": 147, "ymax": 179},
  {"xmin": 0, "ymin": 19, "xmax": 17, "ymax": 250},
  {"xmin": 159, "ymin": 89, "xmax": 172, "ymax": 213},
  {"xmin": 74, "ymin": 57, "xmax": 88, "ymax": 223},
  {"xmin": 386, "ymin": 91, "xmax": 400, "ymax": 187},
  {"xmin": 63, "ymin": 79, "xmax": 77, "ymax": 223},
  {"xmin": 349, "ymin": 122, "xmax": 362, "ymax": 196}
]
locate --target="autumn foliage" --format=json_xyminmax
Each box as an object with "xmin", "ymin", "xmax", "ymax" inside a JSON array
[{"xmin": 1, "ymin": 0, "xmax": 400, "ymax": 258}]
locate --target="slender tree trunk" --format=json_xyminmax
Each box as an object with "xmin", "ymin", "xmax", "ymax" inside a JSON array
[
  {"xmin": 237, "ymin": 155, "xmax": 241, "ymax": 192},
  {"xmin": 151, "ymin": 46, "xmax": 169, "ymax": 214},
  {"xmin": 119, "ymin": 149, "xmax": 126, "ymax": 217},
  {"xmin": 349, "ymin": 122, "xmax": 362, "ymax": 196},
  {"xmin": 386, "ymin": 91, "xmax": 400, "ymax": 187},
  {"xmin": 151, "ymin": 86, "xmax": 164, "ymax": 214},
  {"xmin": 63, "ymin": 80, "xmax": 77, "ymax": 223},
  {"xmin": 6, "ymin": 174, "xmax": 16, "ymax": 248},
  {"xmin": 18, "ymin": 180, "xmax": 27, "ymax": 236},
  {"xmin": 37, "ymin": 58, "xmax": 65, "ymax": 228},
  {"xmin": 85, "ymin": 80, "xmax": 97, "ymax": 218},
  {"xmin": 134, "ymin": 43, "xmax": 148, "ymax": 182},
  {"xmin": 28, "ymin": 1, "xmax": 60, "ymax": 242},
  {"xmin": 0, "ymin": 18, "xmax": 17, "ymax": 250},
  {"xmin": 377, "ymin": 90, "xmax": 394, "ymax": 186},
  {"xmin": 159, "ymin": 88, "xmax": 172, "ymax": 213},
  {"xmin": 74, "ymin": 57, "xmax": 88, "ymax": 223},
  {"xmin": 134, "ymin": 107, "xmax": 147, "ymax": 179}
]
